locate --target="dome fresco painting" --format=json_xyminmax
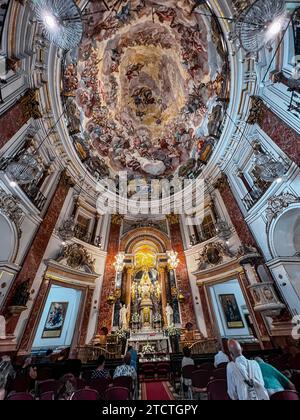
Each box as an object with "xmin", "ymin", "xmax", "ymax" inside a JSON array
[{"xmin": 62, "ymin": 0, "xmax": 229, "ymax": 181}]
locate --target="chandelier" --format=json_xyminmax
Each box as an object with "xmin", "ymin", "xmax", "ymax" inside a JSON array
[
  {"xmin": 253, "ymin": 142, "xmax": 287, "ymax": 183},
  {"xmin": 236, "ymin": 0, "xmax": 286, "ymax": 53},
  {"xmin": 31, "ymin": 0, "xmax": 83, "ymax": 50}
]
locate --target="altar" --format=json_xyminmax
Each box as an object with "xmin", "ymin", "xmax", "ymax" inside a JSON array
[{"xmin": 126, "ymin": 331, "xmax": 171, "ymax": 355}]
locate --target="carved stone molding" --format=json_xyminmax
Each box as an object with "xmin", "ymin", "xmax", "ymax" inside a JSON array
[
  {"xmin": 194, "ymin": 242, "xmax": 234, "ymax": 271},
  {"xmin": 111, "ymin": 214, "xmax": 124, "ymax": 225},
  {"xmin": 0, "ymin": 189, "xmax": 23, "ymax": 232},
  {"xmin": 248, "ymin": 282, "xmax": 285, "ymax": 317},
  {"xmin": 20, "ymin": 89, "xmax": 42, "ymax": 120},
  {"xmin": 56, "ymin": 243, "xmax": 96, "ymax": 273},
  {"xmin": 266, "ymin": 192, "xmax": 300, "ymax": 224},
  {"xmin": 247, "ymin": 96, "xmax": 265, "ymax": 126},
  {"xmin": 213, "ymin": 173, "xmax": 228, "ymax": 193}
]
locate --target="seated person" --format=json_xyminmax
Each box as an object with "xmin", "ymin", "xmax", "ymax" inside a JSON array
[
  {"xmin": 181, "ymin": 346, "xmax": 195, "ymax": 391},
  {"xmin": 255, "ymin": 357, "xmax": 295, "ymax": 397},
  {"xmin": 56, "ymin": 373, "xmax": 77, "ymax": 400},
  {"xmin": 214, "ymin": 346, "xmax": 230, "ymax": 368},
  {"xmin": 113, "ymin": 352, "xmax": 137, "ymax": 383},
  {"xmin": 91, "ymin": 355, "xmax": 110, "ymax": 380},
  {"xmin": 182, "ymin": 346, "xmax": 195, "ymax": 369}
]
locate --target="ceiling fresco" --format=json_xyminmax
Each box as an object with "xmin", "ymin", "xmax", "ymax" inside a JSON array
[{"xmin": 62, "ymin": 0, "xmax": 229, "ymax": 182}]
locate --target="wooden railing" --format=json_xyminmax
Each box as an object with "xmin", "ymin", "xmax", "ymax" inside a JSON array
[
  {"xmin": 181, "ymin": 338, "xmax": 219, "ymax": 355},
  {"xmin": 76, "ymin": 345, "xmax": 122, "ymax": 363}
]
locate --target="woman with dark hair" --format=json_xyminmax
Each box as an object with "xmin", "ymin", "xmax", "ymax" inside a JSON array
[
  {"xmin": 113, "ymin": 352, "xmax": 137, "ymax": 382},
  {"xmin": 91, "ymin": 355, "xmax": 110, "ymax": 379},
  {"xmin": 56, "ymin": 373, "xmax": 77, "ymax": 400}
]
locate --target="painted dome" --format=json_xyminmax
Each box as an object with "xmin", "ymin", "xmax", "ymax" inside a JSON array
[{"xmin": 63, "ymin": 0, "xmax": 229, "ymax": 181}]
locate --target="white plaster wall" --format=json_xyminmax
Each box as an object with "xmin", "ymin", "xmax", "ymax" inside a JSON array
[
  {"xmin": 32, "ymin": 285, "xmax": 82, "ymax": 349},
  {"xmin": 209, "ymin": 279, "xmax": 252, "ymax": 339}
]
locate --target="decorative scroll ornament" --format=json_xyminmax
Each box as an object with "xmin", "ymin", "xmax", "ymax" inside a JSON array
[
  {"xmin": 57, "ymin": 243, "xmax": 95, "ymax": 273},
  {"xmin": 0, "ymin": 189, "xmax": 23, "ymax": 229},
  {"xmin": 57, "ymin": 217, "xmax": 75, "ymax": 242},
  {"xmin": 266, "ymin": 192, "xmax": 300, "ymax": 223},
  {"xmin": 167, "ymin": 250, "xmax": 180, "ymax": 270},
  {"xmin": 195, "ymin": 242, "xmax": 234, "ymax": 271}
]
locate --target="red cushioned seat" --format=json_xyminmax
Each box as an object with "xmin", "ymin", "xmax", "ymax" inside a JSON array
[
  {"xmin": 270, "ymin": 390, "xmax": 300, "ymax": 400},
  {"xmin": 70, "ymin": 388, "xmax": 99, "ymax": 400},
  {"xmin": 105, "ymin": 386, "xmax": 130, "ymax": 400},
  {"xmin": 7, "ymin": 392, "xmax": 34, "ymax": 400},
  {"xmin": 207, "ymin": 379, "xmax": 230, "ymax": 400}
]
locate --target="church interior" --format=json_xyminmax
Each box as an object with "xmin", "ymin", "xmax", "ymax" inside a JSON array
[{"xmin": 0, "ymin": 0, "xmax": 300, "ymax": 402}]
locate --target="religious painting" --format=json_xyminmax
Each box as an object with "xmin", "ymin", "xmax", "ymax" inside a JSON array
[
  {"xmin": 219, "ymin": 294, "xmax": 244, "ymax": 329},
  {"xmin": 42, "ymin": 302, "xmax": 68, "ymax": 339}
]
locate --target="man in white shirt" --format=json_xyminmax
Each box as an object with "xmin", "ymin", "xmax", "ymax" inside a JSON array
[
  {"xmin": 226, "ymin": 340, "xmax": 269, "ymax": 400},
  {"xmin": 214, "ymin": 349, "xmax": 229, "ymax": 368}
]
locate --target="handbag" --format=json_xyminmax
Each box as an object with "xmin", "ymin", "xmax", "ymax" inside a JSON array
[{"xmin": 235, "ymin": 360, "xmax": 269, "ymax": 400}]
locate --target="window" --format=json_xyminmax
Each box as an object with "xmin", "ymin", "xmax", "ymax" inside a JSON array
[
  {"xmin": 201, "ymin": 214, "xmax": 216, "ymax": 241},
  {"xmin": 250, "ymin": 166, "xmax": 271, "ymax": 193}
]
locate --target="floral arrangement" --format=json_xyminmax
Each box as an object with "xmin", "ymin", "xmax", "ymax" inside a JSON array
[
  {"xmin": 141, "ymin": 344, "xmax": 156, "ymax": 355},
  {"xmin": 165, "ymin": 325, "xmax": 181, "ymax": 337},
  {"xmin": 115, "ymin": 328, "xmax": 129, "ymax": 340}
]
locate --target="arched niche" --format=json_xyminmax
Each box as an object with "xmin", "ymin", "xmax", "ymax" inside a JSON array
[
  {"xmin": 269, "ymin": 206, "xmax": 300, "ymax": 258},
  {"xmin": 0, "ymin": 212, "xmax": 18, "ymax": 263}
]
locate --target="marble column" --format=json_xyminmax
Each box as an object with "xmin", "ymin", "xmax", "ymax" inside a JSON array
[
  {"xmin": 0, "ymin": 89, "xmax": 41, "ymax": 151},
  {"xmin": 214, "ymin": 174, "xmax": 257, "ymax": 248},
  {"xmin": 97, "ymin": 216, "xmax": 123, "ymax": 333},
  {"xmin": 167, "ymin": 215, "xmax": 197, "ymax": 327},
  {"xmin": 159, "ymin": 268, "xmax": 168, "ymax": 326},
  {"xmin": 2, "ymin": 171, "xmax": 73, "ymax": 335}
]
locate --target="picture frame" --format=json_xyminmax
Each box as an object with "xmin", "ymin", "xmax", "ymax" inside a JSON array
[
  {"xmin": 219, "ymin": 294, "xmax": 244, "ymax": 329},
  {"xmin": 42, "ymin": 302, "xmax": 68, "ymax": 339}
]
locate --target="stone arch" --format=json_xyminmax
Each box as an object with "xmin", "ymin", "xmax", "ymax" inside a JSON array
[
  {"xmin": 120, "ymin": 227, "xmax": 171, "ymax": 253},
  {"xmin": 269, "ymin": 204, "xmax": 300, "ymax": 258},
  {"xmin": 0, "ymin": 212, "xmax": 19, "ymax": 263}
]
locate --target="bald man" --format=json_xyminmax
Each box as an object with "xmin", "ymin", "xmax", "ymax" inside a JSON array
[{"xmin": 226, "ymin": 340, "xmax": 269, "ymax": 400}]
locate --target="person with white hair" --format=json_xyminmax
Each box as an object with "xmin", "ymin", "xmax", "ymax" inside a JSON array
[{"xmin": 226, "ymin": 340, "xmax": 269, "ymax": 400}]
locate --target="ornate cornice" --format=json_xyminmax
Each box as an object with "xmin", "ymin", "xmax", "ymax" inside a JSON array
[
  {"xmin": 247, "ymin": 95, "xmax": 266, "ymax": 126},
  {"xmin": 213, "ymin": 173, "xmax": 228, "ymax": 192}
]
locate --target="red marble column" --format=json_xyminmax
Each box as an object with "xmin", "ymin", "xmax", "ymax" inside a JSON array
[
  {"xmin": 97, "ymin": 216, "xmax": 122, "ymax": 333},
  {"xmin": 198, "ymin": 284, "xmax": 214, "ymax": 337},
  {"xmin": 249, "ymin": 96, "xmax": 300, "ymax": 167},
  {"xmin": 2, "ymin": 171, "xmax": 72, "ymax": 333},
  {"xmin": 0, "ymin": 89, "xmax": 41, "ymax": 150},
  {"xmin": 18, "ymin": 277, "xmax": 51, "ymax": 353},
  {"xmin": 214, "ymin": 175, "xmax": 257, "ymax": 248},
  {"xmin": 79, "ymin": 287, "xmax": 94, "ymax": 345},
  {"xmin": 167, "ymin": 216, "xmax": 197, "ymax": 327}
]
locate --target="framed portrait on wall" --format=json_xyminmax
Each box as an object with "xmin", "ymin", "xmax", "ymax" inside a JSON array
[
  {"xmin": 42, "ymin": 302, "xmax": 68, "ymax": 339},
  {"xmin": 219, "ymin": 294, "xmax": 244, "ymax": 329}
]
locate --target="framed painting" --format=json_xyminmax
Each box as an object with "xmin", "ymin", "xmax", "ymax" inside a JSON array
[
  {"xmin": 219, "ymin": 294, "xmax": 244, "ymax": 329},
  {"xmin": 42, "ymin": 302, "xmax": 68, "ymax": 339}
]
